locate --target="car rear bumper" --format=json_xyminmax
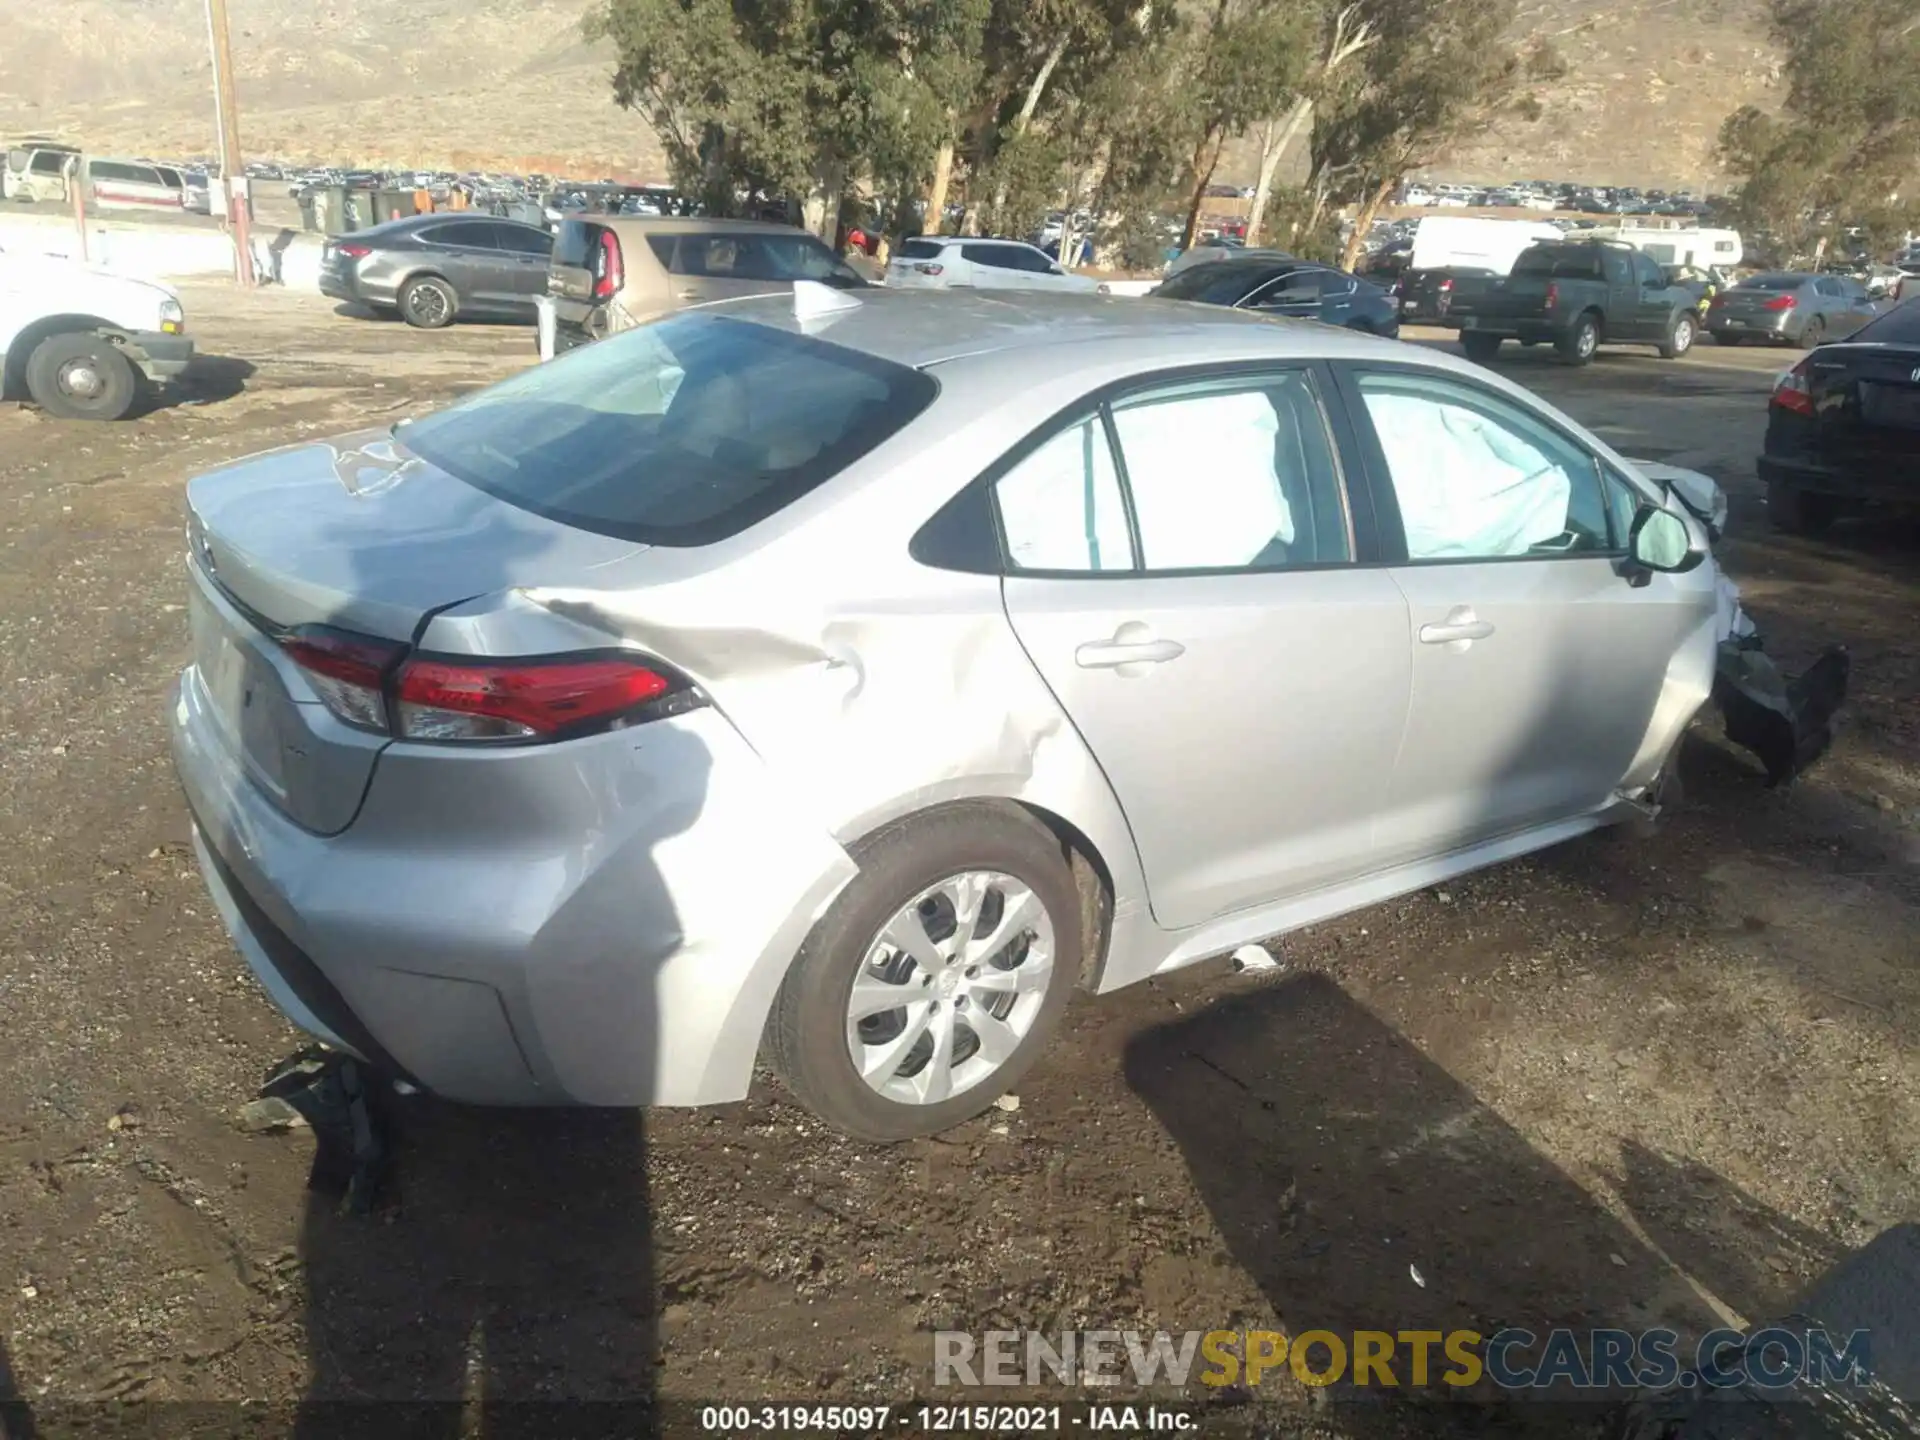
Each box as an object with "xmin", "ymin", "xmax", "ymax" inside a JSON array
[
  {"xmin": 170, "ymin": 666, "xmax": 859, "ymax": 1108},
  {"xmin": 1759, "ymin": 453, "xmax": 1920, "ymax": 506},
  {"xmin": 1707, "ymin": 315, "xmax": 1791, "ymax": 340},
  {"xmin": 126, "ymin": 330, "xmax": 194, "ymax": 380}
]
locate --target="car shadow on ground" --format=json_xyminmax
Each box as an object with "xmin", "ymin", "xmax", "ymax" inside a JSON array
[
  {"xmin": 160, "ymin": 355, "xmax": 257, "ymax": 411},
  {"xmin": 291, "ymin": 1103, "xmax": 661, "ymax": 1439},
  {"xmin": 1122, "ymin": 973, "xmax": 1786, "ymax": 1430},
  {"xmin": 0, "ymin": 1328, "xmax": 34, "ymax": 1440}
]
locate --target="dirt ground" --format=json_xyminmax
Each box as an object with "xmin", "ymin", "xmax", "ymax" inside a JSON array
[{"xmin": 0, "ymin": 285, "xmax": 1915, "ymax": 1439}]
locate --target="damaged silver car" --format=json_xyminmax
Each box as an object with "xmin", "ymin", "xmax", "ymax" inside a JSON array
[{"xmin": 171, "ymin": 286, "xmax": 1729, "ymax": 1140}]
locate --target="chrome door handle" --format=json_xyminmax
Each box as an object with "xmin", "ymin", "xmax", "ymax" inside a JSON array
[
  {"xmin": 1419, "ymin": 606, "xmax": 1494, "ymax": 647},
  {"xmin": 1074, "ymin": 638, "xmax": 1185, "ymax": 669}
]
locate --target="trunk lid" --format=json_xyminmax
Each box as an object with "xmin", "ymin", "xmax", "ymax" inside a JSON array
[
  {"xmin": 1717, "ymin": 287, "xmax": 1795, "ymax": 318},
  {"xmin": 184, "ymin": 428, "xmax": 646, "ymax": 833},
  {"xmin": 1804, "ymin": 341, "xmax": 1920, "ymax": 473}
]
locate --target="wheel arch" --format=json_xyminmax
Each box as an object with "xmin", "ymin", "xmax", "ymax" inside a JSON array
[
  {"xmin": 837, "ymin": 795, "xmax": 1120, "ymax": 994},
  {"xmin": 3, "ymin": 314, "xmax": 128, "ymax": 398}
]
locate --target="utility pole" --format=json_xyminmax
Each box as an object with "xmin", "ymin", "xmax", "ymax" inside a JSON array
[{"xmin": 204, "ymin": 0, "xmax": 255, "ymax": 284}]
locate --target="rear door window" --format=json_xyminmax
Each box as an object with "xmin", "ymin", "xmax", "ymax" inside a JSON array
[
  {"xmin": 29, "ymin": 150, "xmax": 67, "ymax": 175},
  {"xmin": 898, "ymin": 239, "xmax": 945, "ymax": 261},
  {"xmin": 395, "ymin": 313, "xmax": 939, "ymax": 545},
  {"xmin": 490, "ymin": 223, "xmax": 552, "ymax": 256},
  {"xmin": 962, "ymin": 244, "xmax": 1022, "ymax": 270},
  {"xmin": 425, "ymin": 221, "xmax": 498, "ymax": 249},
  {"xmin": 551, "ymin": 219, "xmax": 603, "ymax": 269}
]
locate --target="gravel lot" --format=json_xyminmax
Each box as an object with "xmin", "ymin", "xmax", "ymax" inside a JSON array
[{"xmin": 1, "ymin": 287, "xmax": 1915, "ymax": 1438}]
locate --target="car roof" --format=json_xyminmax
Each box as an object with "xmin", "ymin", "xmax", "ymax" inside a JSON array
[
  {"xmin": 907, "ymin": 236, "xmax": 1036, "ymax": 248},
  {"xmin": 581, "ymin": 215, "xmax": 821, "ymax": 239},
  {"xmin": 703, "ymin": 288, "xmax": 1393, "ymax": 369}
]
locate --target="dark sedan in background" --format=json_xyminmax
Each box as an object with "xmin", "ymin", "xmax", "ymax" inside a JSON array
[
  {"xmin": 320, "ymin": 214, "xmax": 555, "ymax": 328},
  {"xmin": 1762, "ymin": 298, "xmax": 1920, "ymax": 533},
  {"xmin": 1706, "ymin": 271, "xmax": 1883, "ymax": 349},
  {"xmin": 1151, "ymin": 257, "xmax": 1401, "ymax": 337}
]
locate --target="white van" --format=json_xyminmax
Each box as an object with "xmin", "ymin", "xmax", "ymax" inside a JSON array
[
  {"xmin": 1408, "ymin": 216, "xmax": 1564, "ymax": 275},
  {"xmin": 1595, "ymin": 225, "xmax": 1743, "ymax": 271},
  {"xmin": 86, "ymin": 158, "xmax": 185, "ymax": 212},
  {"xmin": 4, "ymin": 144, "xmax": 81, "ymax": 202}
]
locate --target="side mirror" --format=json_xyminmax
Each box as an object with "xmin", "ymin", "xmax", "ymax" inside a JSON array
[{"xmin": 1627, "ymin": 504, "xmax": 1704, "ymax": 576}]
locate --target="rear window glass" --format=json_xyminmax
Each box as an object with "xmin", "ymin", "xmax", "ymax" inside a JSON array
[
  {"xmin": 395, "ymin": 313, "xmax": 938, "ymax": 546},
  {"xmin": 1852, "ymin": 299, "xmax": 1920, "ymax": 346},
  {"xmin": 898, "ymin": 239, "xmax": 945, "ymax": 260},
  {"xmin": 1511, "ymin": 247, "xmax": 1602, "ymax": 280},
  {"xmin": 552, "ymin": 219, "xmax": 603, "ymax": 270},
  {"xmin": 1155, "ymin": 263, "xmax": 1278, "ymax": 304},
  {"xmin": 1739, "ymin": 275, "xmax": 1804, "ymax": 292}
]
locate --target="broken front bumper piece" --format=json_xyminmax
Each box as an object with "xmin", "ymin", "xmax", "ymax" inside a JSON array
[{"xmin": 1639, "ymin": 461, "xmax": 1850, "ymax": 788}]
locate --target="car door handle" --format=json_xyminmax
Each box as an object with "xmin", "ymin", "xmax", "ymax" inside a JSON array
[
  {"xmin": 1074, "ymin": 637, "xmax": 1185, "ymax": 669},
  {"xmin": 1419, "ymin": 607, "xmax": 1494, "ymax": 646}
]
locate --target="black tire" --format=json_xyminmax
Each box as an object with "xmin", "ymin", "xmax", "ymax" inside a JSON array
[
  {"xmin": 767, "ymin": 802, "xmax": 1082, "ymax": 1142},
  {"xmin": 1798, "ymin": 317, "xmax": 1825, "ymax": 351},
  {"xmin": 1767, "ymin": 476, "xmax": 1838, "ymax": 536},
  {"xmin": 23, "ymin": 332, "xmax": 141, "ymax": 420},
  {"xmin": 398, "ymin": 274, "xmax": 457, "ymax": 329},
  {"xmin": 1460, "ymin": 331, "xmax": 1503, "ymax": 364},
  {"xmin": 1657, "ymin": 309, "xmax": 1696, "ymax": 360},
  {"xmin": 1557, "ymin": 313, "xmax": 1601, "ymax": 365}
]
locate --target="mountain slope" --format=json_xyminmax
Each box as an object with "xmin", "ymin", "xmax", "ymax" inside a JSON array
[{"xmin": 0, "ymin": 0, "xmax": 1778, "ymax": 187}]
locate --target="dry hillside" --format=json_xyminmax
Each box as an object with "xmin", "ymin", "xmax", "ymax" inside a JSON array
[{"xmin": 0, "ymin": 0, "xmax": 1778, "ymax": 189}]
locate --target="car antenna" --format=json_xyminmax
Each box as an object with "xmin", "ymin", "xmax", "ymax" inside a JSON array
[{"xmin": 792, "ymin": 278, "xmax": 862, "ymax": 326}]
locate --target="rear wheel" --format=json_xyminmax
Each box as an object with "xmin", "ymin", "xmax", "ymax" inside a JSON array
[
  {"xmin": 1658, "ymin": 310, "xmax": 1696, "ymax": 359},
  {"xmin": 1460, "ymin": 331, "xmax": 1503, "ymax": 363},
  {"xmin": 23, "ymin": 332, "xmax": 141, "ymax": 420},
  {"xmin": 767, "ymin": 803, "xmax": 1081, "ymax": 1141},
  {"xmin": 1557, "ymin": 313, "xmax": 1601, "ymax": 365},
  {"xmin": 1767, "ymin": 476, "xmax": 1839, "ymax": 536},
  {"xmin": 1798, "ymin": 317, "xmax": 1826, "ymax": 350},
  {"xmin": 399, "ymin": 275, "xmax": 457, "ymax": 329}
]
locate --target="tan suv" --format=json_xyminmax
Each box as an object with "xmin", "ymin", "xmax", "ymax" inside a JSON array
[{"xmin": 546, "ymin": 216, "xmax": 866, "ymax": 349}]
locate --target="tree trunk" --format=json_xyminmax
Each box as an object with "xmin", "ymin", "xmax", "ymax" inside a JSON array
[
  {"xmin": 1339, "ymin": 174, "xmax": 1395, "ymax": 272},
  {"xmin": 1179, "ymin": 125, "xmax": 1227, "ymax": 250},
  {"xmin": 1245, "ymin": 96, "xmax": 1314, "ymax": 247},
  {"xmin": 803, "ymin": 157, "xmax": 846, "ymax": 243},
  {"xmin": 989, "ymin": 36, "xmax": 1070, "ymax": 231},
  {"xmin": 924, "ymin": 139, "xmax": 954, "ymax": 235}
]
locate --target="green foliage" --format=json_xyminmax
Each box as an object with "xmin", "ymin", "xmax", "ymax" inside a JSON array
[
  {"xmin": 1718, "ymin": 0, "xmax": 1920, "ymax": 255},
  {"xmin": 1309, "ymin": 0, "xmax": 1520, "ymax": 205},
  {"xmin": 585, "ymin": 0, "xmax": 990, "ymax": 212}
]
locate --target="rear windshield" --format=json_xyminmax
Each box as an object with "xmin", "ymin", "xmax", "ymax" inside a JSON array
[
  {"xmin": 552, "ymin": 218, "xmax": 602, "ymax": 270},
  {"xmin": 1738, "ymin": 274, "xmax": 1804, "ymax": 292},
  {"xmin": 1851, "ymin": 298, "xmax": 1920, "ymax": 346},
  {"xmin": 395, "ymin": 313, "xmax": 938, "ymax": 545},
  {"xmin": 1155, "ymin": 263, "xmax": 1280, "ymax": 304},
  {"xmin": 1511, "ymin": 247, "xmax": 1603, "ymax": 280},
  {"xmin": 898, "ymin": 239, "xmax": 945, "ymax": 260}
]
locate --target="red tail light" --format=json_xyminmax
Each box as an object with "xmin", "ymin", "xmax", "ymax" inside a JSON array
[
  {"xmin": 1545, "ymin": 281, "xmax": 1559, "ymax": 309},
  {"xmin": 335, "ymin": 243, "xmax": 371, "ymax": 260},
  {"xmin": 914, "ymin": 262, "xmax": 944, "ymax": 276},
  {"xmin": 1771, "ymin": 359, "xmax": 1815, "ymax": 417},
  {"xmin": 592, "ymin": 229, "xmax": 625, "ymax": 301},
  {"xmin": 395, "ymin": 655, "xmax": 677, "ymax": 742},
  {"xmin": 280, "ymin": 627, "xmax": 694, "ymax": 744},
  {"xmin": 1438, "ymin": 277, "xmax": 1454, "ymax": 293},
  {"xmin": 281, "ymin": 627, "xmax": 405, "ymax": 732},
  {"xmin": 1762, "ymin": 293, "xmax": 1797, "ymax": 312}
]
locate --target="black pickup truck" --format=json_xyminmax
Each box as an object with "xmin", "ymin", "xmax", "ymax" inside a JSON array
[{"xmin": 1442, "ymin": 239, "xmax": 1703, "ymax": 365}]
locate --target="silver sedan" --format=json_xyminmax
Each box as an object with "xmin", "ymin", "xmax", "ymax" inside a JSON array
[
  {"xmin": 171, "ymin": 288, "xmax": 1719, "ymax": 1140},
  {"xmin": 1706, "ymin": 271, "xmax": 1884, "ymax": 348}
]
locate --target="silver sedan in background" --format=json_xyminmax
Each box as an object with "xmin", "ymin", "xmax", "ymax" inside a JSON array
[
  {"xmin": 1706, "ymin": 271, "xmax": 1884, "ymax": 348},
  {"xmin": 170, "ymin": 289, "xmax": 1718, "ymax": 1141}
]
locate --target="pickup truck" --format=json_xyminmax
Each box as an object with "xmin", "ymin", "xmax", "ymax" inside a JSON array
[
  {"xmin": 1, "ymin": 248, "xmax": 194, "ymax": 419},
  {"xmin": 1441, "ymin": 239, "xmax": 1702, "ymax": 366}
]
